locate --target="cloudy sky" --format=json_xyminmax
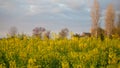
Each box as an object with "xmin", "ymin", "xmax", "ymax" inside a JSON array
[{"xmin": 0, "ymin": 0, "xmax": 120, "ymax": 37}]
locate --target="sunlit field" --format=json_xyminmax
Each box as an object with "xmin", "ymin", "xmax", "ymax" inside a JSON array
[{"xmin": 0, "ymin": 36, "xmax": 120, "ymax": 68}]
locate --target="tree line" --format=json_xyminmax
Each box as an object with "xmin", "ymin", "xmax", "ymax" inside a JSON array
[
  {"xmin": 7, "ymin": 0, "xmax": 120, "ymax": 39},
  {"xmin": 91, "ymin": 0, "xmax": 120, "ymax": 38}
]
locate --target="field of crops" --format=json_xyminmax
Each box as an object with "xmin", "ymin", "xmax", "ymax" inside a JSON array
[{"xmin": 0, "ymin": 36, "xmax": 120, "ymax": 68}]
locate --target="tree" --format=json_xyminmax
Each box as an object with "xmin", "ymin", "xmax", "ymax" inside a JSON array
[
  {"xmin": 32, "ymin": 27, "xmax": 46, "ymax": 38},
  {"xmin": 105, "ymin": 4, "xmax": 115, "ymax": 38},
  {"xmin": 9, "ymin": 26, "xmax": 17, "ymax": 37},
  {"xmin": 59, "ymin": 28, "xmax": 69, "ymax": 38},
  {"xmin": 91, "ymin": 0, "xmax": 100, "ymax": 37},
  {"xmin": 43, "ymin": 31, "xmax": 51, "ymax": 39},
  {"xmin": 115, "ymin": 14, "xmax": 120, "ymax": 36},
  {"xmin": 72, "ymin": 33, "xmax": 81, "ymax": 38},
  {"xmin": 117, "ymin": 14, "xmax": 120, "ymax": 28}
]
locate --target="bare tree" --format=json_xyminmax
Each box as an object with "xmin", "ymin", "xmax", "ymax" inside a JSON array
[
  {"xmin": 117, "ymin": 14, "xmax": 120, "ymax": 27},
  {"xmin": 105, "ymin": 4, "xmax": 115, "ymax": 38},
  {"xmin": 9, "ymin": 26, "xmax": 17, "ymax": 37},
  {"xmin": 43, "ymin": 31, "xmax": 51, "ymax": 39},
  {"xmin": 59, "ymin": 28, "xmax": 69, "ymax": 38},
  {"xmin": 32, "ymin": 27, "xmax": 46, "ymax": 38},
  {"xmin": 91, "ymin": 0, "xmax": 100, "ymax": 37},
  {"xmin": 33, "ymin": 27, "xmax": 40, "ymax": 37},
  {"xmin": 116, "ymin": 14, "xmax": 120, "ymax": 36}
]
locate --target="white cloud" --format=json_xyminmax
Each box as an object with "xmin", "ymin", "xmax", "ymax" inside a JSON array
[
  {"xmin": 0, "ymin": 0, "xmax": 91, "ymax": 16},
  {"xmin": 26, "ymin": 5, "xmax": 40, "ymax": 15}
]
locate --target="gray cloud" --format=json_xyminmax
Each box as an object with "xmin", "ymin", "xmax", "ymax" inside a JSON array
[{"xmin": 0, "ymin": 0, "xmax": 120, "ymax": 37}]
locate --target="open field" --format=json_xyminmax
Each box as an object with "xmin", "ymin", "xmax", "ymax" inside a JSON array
[{"xmin": 0, "ymin": 37, "xmax": 120, "ymax": 68}]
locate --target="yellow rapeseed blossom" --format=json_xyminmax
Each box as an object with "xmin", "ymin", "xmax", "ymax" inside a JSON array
[{"xmin": 0, "ymin": 36, "xmax": 120, "ymax": 68}]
